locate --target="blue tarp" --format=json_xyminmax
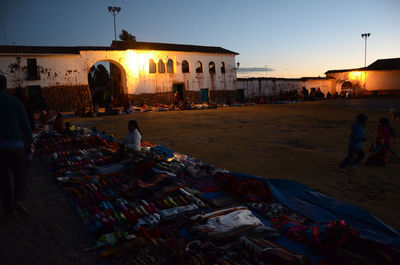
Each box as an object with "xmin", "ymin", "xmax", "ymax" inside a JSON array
[{"xmin": 230, "ymin": 172, "xmax": 400, "ymax": 248}]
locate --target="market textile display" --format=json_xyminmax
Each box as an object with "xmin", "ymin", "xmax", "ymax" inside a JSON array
[{"xmin": 35, "ymin": 131, "xmax": 400, "ymax": 265}]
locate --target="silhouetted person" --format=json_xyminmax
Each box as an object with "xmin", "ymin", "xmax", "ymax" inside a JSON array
[
  {"xmin": 13, "ymin": 86, "xmax": 35, "ymax": 130},
  {"xmin": 327, "ymin": 92, "xmax": 331, "ymax": 99},
  {"xmin": 53, "ymin": 112, "xmax": 64, "ymax": 133},
  {"xmin": 367, "ymin": 136, "xmax": 388, "ymax": 167},
  {"xmin": 173, "ymin": 91, "xmax": 180, "ymax": 109},
  {"xmin": 0, "ymin": 75, "xmax": 33, "ymax": 217},
  {"xmin": 309, "ymin": 87, "xmax": 316, "ymax": 100},
  {"xmin": 378, "ymin": 118, "xmax": 396, "ymax": 156},
  {"xmin": 315, "ymin": 88, "xmax": 324, "ymax": 99},
  {"xmin": 302, "ymin": 87, "xmax": 309, "ymax": 101},
  {"xmin": 339, "ymin": 113, "xmax": 368, "ymax": 172}
]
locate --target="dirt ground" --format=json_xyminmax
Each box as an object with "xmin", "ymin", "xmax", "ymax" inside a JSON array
[{"xmin": 1, "ymin": 98, "xmax": 399, "ymax": 265}]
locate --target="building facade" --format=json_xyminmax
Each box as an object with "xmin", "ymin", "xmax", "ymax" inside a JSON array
[
  {"xmin": 0, "ymin": 41, "xmax": 238, "ymax": 110},
  {"xmin": 325, "ymin": 58, "xmax": 400, "ymax": 96}
]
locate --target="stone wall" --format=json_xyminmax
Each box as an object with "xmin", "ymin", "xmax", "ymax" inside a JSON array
[
  {"xmin": 210, "ymin": 90, "xmax": 238, "ymax": 104},
  {"xmin": 128, "ymin": 92, "xmax": 172, "ymax": 106},
  {"xmin": 126, "ymin": 89, "xmax": 240, "ymax": 106},
  {"xmin": 237, "ymin": 77, "xmax": 336, "ymax": 101},
  {"xmin": 185, "ymin": 90, "xmax": 201, "ymax": 104},
  {"xmin": 42, "ymin": 85, "xmax": 92, "ymax": 110}
]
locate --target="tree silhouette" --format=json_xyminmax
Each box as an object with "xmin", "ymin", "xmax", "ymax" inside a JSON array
[{"xmin": 119, "ymin": 29, "xmax": 136, "ymax": 42}]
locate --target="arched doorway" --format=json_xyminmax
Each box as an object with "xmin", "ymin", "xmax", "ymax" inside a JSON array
[
  {"xmin": 340, "ymin": 81, "xmax": 353, "ymax": 98},
  {"xmin": 88, "ymin": 60, "xmax": 127, "ymax": 108}
]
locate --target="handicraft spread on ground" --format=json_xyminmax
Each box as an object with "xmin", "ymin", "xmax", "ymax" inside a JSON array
[{"xmin": 35, "ymin": 132, "xmax": 400, "ymax": 265}]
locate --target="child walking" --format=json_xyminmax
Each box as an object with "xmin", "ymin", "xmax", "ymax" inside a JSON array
[
  {"xmin": 366, "ymin": 136, "xmax": 388, "ymax": 166},
  {"xmin": 339, "ymin": 113, "xmax": 368, "ymax": 172},
  {"xmin": 377, "ymin": 118, "xmax": 397, "ymax": 156}
]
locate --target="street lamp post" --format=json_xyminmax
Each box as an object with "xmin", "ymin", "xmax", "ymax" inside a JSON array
[
  {"xmin": 361, "ymin": 33, "xmax": 370, "ymax": 67},
  {"xmin": 108, "ymin": 6, "xmax": 121, "ymax": 41},
  {"xmin": 361, "ymin": 33, "xmax": 370, "ymax": 91}
]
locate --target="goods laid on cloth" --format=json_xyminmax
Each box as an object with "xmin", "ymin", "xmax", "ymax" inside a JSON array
[{"xmin": 35, "ymin": 131, "xmax": 400, "ymax": 265}]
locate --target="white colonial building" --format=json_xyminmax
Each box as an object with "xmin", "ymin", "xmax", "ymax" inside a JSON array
[{"xmin": 0, "ymin": 41, "xmax": 238, "ymax": 110}]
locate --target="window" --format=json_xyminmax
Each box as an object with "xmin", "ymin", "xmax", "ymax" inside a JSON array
[
  {"xmin": 27, "ymin": 58, "xmax": 39, "ymax": 80},
  {"xmin": 209, "ymin": 62, "xmax": 216, "ymax": 74},
  {"xmin": 167, "ymin": 59, "xmax": 174, "ymax": 73},
  {"xmin": 158, "ymin": 59, "xmax": 165, "ymax": 73},
  {"xmin": 221, "ymin": 62, "xmax": 226, "ymax": 73},
  {"xmin": 149, "ymin": 59, "xmax": 156, "ymax": 73},
  {"xmin": 182, "ymin": 60, "xmax": 189, "ymax": 73},
  {"xmin": 195, "ymin": 61, "xmax": 203, "ymax": 73}
]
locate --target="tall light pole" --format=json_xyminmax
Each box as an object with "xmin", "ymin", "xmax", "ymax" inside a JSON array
[
  {"xmin": 361, "ymin": 33, "xmax": 370, "ymax": 67},
  {"xmin": 108, "ymin": 6, "xmax": 121, "ymax": 41}
]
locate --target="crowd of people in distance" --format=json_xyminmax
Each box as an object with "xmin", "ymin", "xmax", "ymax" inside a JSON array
[{"xmin": 257, "ymin": 87, "xmax": 342, "ymax": 104}]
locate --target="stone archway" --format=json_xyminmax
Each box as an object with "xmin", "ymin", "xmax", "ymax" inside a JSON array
[
  {"xmin": 87, "ymin": 59, "xmax": 128, "ymax": 107},
  {"xmin": 341, "ymin": 81, "xmax": 352, "ymax": 89},
  {"xmin": 340, "ymin": 81, "xmax": 353, "ymax": 97}
]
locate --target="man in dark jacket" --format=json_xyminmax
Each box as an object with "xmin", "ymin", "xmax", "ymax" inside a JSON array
[
  {"xmin": 0, "ymin": 74, "xmax": 33, "ymax": 217},
  {"xmin": 339, "ymin": 113, "xmax": 368, "ymax": 172}
]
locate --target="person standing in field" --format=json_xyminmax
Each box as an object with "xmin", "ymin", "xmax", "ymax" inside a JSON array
[
  {"xmin": 173, "ymin": 91, "xmax": 180, "ymax": 109},
  {"xmin": 377, "ymin": 118, "xmax": 397, "ymax": 156},
  {"xmin": 0, "ymin": 74, "xmax": 33, "ymax": 217},
  {"xmin": 339, "ymin": 113, "xmax": 368, "ymax": 172}
]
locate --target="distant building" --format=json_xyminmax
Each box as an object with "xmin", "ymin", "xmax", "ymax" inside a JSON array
[
  {"xmin": 237, "ymin": 77, "xmax": 336, "ymax": 101},
  {"xmin": 325, "ymin": 58, "xmax": 400, "ymax": 96},
  {"xmin": 0, "ymin": 41, "xmax": 238, "ymax": 110},
  {"xmin": 237, "ymin": 58, "xmax": 400, "ymax": 101}
]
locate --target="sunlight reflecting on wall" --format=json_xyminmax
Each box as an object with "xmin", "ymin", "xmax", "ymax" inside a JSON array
[
  {"xmin": 349, "ymin": 71, "xmax": 365, "ymax": 82},
  {"xmin": 125, "ymin": 50, "xmax": 138, "ymax": 75}
]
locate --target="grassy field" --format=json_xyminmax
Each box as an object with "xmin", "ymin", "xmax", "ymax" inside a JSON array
[{"xmin": 69, "ymin": 98, "xmax": 400, "ymax": 229}]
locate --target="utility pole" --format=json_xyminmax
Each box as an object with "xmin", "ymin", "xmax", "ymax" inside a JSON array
[{"xmin": 108, "ymin": 6, "xmax": 121, "ymax": 41}]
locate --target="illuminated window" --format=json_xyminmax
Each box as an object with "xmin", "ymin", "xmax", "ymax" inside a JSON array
[
  {"xmin": 221, "ymin": 62, "xmax": 226, "ymax": 73},
  {"xmin": 195, "ymin": 61, "xmax": 203, "ymax": 73},
  {"xmin": 167, "ymin": 59, "xmax": 174, "ymax": 73},
  {"xmin": 149, "ymin": 59, "xmax": 156, "ymax": 73},
  {"xmin": 209, "ymin": 62, "xmax": 216, "ymax": 74},
  {"xmin": 158, "ymin": 59, "xmax": 165, "ymax": 73},
  {"xmin": 182, "ymin": 60, "xmax": 189, "ymax": 73}
]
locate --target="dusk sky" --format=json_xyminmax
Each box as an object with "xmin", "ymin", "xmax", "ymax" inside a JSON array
[{"xmin": 1, "ymin": 0, "xmax": 399, "ymax": 78}]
